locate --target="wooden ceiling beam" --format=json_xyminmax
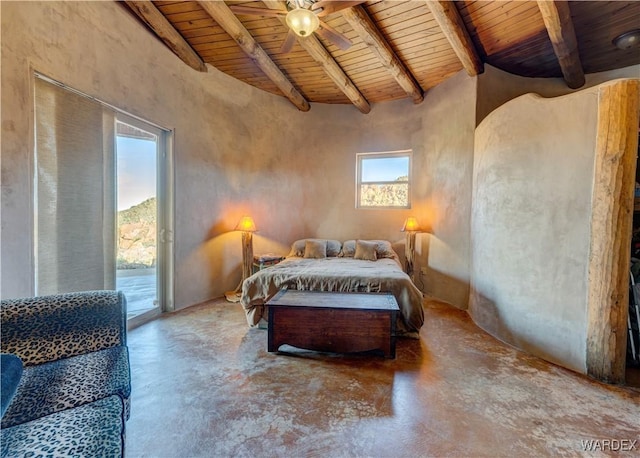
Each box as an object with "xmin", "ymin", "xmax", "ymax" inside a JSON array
[
  {"xmin": 262, "ymin": 0, "xmax": 371, "ymax": 114},
  {"xmin": 342, "ymin": 6, "xmax": 423, "ymax": 104},
  {"xmin": 536, "ymin": 0, "xmax": 585, "ymax": 89},
  {"xmin": 124, "ymin": 1, "xmax": 207, "ymax": 72},
  {"xmin": 197, "ymin": 1, "xmax": 310, "ymax": 112},
  {"xmin": 425, "ymin": 0, "xmax": 483, "ymax": 76}
]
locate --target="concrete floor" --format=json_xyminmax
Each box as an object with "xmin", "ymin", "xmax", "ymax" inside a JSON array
[{"xmin": 126, "ymin": 298, "xmax": 640, "ymax": 457}]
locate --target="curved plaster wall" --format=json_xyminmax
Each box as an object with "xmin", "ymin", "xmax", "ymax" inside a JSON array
[
  {"xmin": 470, "ymin": 88, "xmax": 601, "ymax": 373},
  {"xmin": 1, "ymin": 1, "xmax": 476, "ymax": 311}
]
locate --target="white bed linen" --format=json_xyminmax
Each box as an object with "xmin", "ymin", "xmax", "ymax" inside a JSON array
[{"xmin": 240, "ymin": 256, "xmax": 424, "ymax": 334}]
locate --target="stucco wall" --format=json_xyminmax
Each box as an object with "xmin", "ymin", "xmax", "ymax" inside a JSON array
[
  {"xmin": 1, "ymin": 1, "xmax": 296, "ymax": 308},
  {"xmin": 1, "ymin": 1, "xmax": 475, "ymax": 310},
  {"xmin": 477, "ymin": 64, "xmax": 640, "ymax": 125},
  {"xmin": 471, "ymin": 89, "xmax": 601, "ymax": 373},
  {"xmin": 296, "ymin": 70, "xmax": 477, "ymax": 309}
]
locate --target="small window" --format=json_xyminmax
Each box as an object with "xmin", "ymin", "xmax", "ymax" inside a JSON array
[{"xmin": 356, "ymin": 150, "xmax": 411, "ymax": 208}]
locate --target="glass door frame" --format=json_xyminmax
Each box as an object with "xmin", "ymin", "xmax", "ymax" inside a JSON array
[{"xmin": 115, "ymin": 113, "xmax": 174, "ymax": 329}]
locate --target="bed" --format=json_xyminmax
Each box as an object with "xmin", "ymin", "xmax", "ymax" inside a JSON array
[{"xmin": 240, "ymin": 239, "xmax": 425, "ymax": 336}]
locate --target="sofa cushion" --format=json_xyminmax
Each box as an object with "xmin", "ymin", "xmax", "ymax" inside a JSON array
[
  {"xmin": 1, "ymin": 290, "xmax": 127, "ymax": 366},
  {"xmin": 1, "ymin": 354, "xmax": 23, "ymax": 418},
  {"xmin": 1, "ymin": 346, "xmax": 130, "ymax": 428},
  {"xmin": 0, "ymin": 395, "xmax": 125, "ymax": 458}
]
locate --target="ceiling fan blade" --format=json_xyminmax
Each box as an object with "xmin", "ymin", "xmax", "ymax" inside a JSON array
[
  {"xmin": 228, "ymin": 5, "xmax": 286, "ymax": 18},
  {"xmin": 280, "ymin": 30, "xmax": 297, "ymax": 54},
  {"xmin": 311, "ymin": 1, "xmax": 368, "ymax": 18},
  {"xmin": 316, "ymin": 21, "xmax": 352, "ymax": 50}
]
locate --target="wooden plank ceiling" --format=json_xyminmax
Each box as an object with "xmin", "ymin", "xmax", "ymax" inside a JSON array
[{"xmin": 124, "ymin": 0, "xmax": 640, "ymax": 112}]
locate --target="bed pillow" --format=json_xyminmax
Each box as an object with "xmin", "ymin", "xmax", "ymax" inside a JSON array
[
  {"xmin": 340, "ymin": 239, "xmax": 398, "ymax": 260},
  {"xmin": 326, "ymin": 239, "xmax": 342, "ymax": 257},
  {"xmin": 354, "ymin": 240, "xmax": 377, "ymax": 261},
  {"xmin": 373, "ymin": 240, "xmax": 399, "ymax": 260},
  {"xmin": 288, "ymin": 239, "xmax": 318, "ymax": 257},
  {"xmin": 288, "ymin": 239, "xmax": 341, "ymax": 257},
  {"xmin": 339, "ymin": 240, "xmax": 356, "ymax": 257},
  {"xmin": 304, "ymin": 239, "xmax": 327, "ymax": 258}
]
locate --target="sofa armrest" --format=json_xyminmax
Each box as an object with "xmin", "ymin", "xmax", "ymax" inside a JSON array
[{"xmin": 1, "ymin": 291, "xmax": 127, "ymax": 366}]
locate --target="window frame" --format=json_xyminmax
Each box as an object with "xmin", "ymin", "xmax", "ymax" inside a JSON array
[{"xmin": 355, "ymin": 150, "xmax": 412, "ymax": 209}]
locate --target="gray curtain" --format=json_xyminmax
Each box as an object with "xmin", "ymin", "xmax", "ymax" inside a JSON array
[{"xmin": 34, "ymin": 77, "xmax": 116, "ymax": 295}]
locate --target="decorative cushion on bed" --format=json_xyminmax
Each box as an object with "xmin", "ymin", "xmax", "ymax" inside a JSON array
[
  {"xmin": 288, "ymin": 239, "xmax": 341, "ymax": 257},
  {"xmin": 339, "ymin": 240, "xmax": 356, "ymax": 257},
  {"xmin": 341, "ymin": 239, "xmax": 398, "ymax": 260},
  {"xmin": 373, "ymin": 240, "xmax": 399, "ymax": 260},
  {"xmin": 304, "ymin": 240, "xmax": 327, "ymax": 259},
  {"xmin": 354, "ymin": 240, "xmax": 378, "ymax": 261},
  {"xmin": 325, "ymin": 240, "xmax": 342, "ymax": 257}
]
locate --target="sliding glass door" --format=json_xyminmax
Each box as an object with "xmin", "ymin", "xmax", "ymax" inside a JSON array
[
  {"xmin": 116, "ymin": 117, "xmax": 160, "ymax": 323},
  {"xmin": 34, "ymin": 75, "xmax": 174, "ymax": 326}
]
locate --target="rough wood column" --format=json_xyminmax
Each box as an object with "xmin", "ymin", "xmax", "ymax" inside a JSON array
[
  {"xmin": 241, "ymin": 231, "xmax": 254, "ymax": 284},
  {"xmin": 586, "ymin": 79, "xmax": 640, "ymax": 384}
]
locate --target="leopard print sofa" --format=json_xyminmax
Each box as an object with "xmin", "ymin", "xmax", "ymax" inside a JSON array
[
  {"xmin": 0, "ymin": 290, "xmax": 131, "ymax": 457},
  {"xmin": 1, "ymin": 345, "xmax": 131, "ymax": 428},
  {"xmin": 1, "ymin": 395, "xmax": 125, "ymax": 457}
]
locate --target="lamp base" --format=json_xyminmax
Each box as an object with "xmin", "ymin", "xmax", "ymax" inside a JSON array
[{"xmin": 226, "ymin": 230, "xmax": 254, "ymax": 303}]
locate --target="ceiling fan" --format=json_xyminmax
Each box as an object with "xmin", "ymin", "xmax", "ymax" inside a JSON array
[{"xmin": 229, "ymin": 0, "xmax": 367, "ymax": 53}]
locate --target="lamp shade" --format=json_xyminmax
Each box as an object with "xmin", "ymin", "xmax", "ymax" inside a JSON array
[
  {"xmin": 401, "ymin": 217, "xmax": 420, "ymax": 232},
  {"xmin": 235, "ymin": 216, "xmax": 257, "ymax": 232},
  {"xmin": 286, "ymin": 7, "xmax": 320, "ymax": 37}
]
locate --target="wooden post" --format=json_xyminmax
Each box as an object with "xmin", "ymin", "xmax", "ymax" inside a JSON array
[
  {"xmin": 586, "ymin": 79, "xmax": 640, "ymax": 384},
  {"xmin": 241, "ymin": 231, "xmax": 254, "ymax": 284},
  {"xmin": 224, "ymin": 230, "xmax": 254, "ymax": 302},
  {"xmin": 405, "ymin": 231, "xmax": 416, "ymax": 280}
]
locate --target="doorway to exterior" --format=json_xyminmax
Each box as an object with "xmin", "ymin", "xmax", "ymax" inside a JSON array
[
  {"xmin": 116, "ymin": 119, "xmax": 158, "ymax": 324},
  {"xmin": 33, "ymin": 73, "xmax": 174, "ymax": 330},
  {"xmin": 115, "ymin": 115, "xmax": 173, "ymax": 328}
]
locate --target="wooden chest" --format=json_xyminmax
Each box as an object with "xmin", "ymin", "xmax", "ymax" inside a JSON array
[{"xmin": 266, "ymin": 289, "xmax": 399, "ymax": 358}]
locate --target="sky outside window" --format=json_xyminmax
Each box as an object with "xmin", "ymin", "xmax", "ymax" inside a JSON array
[
  {"xmin": 361, "ymin": 156, "xmax": 409, "ymax": 182},
  {"xmin": 117, "ymin": 136, "xmax": 156, "ymax": 211}
]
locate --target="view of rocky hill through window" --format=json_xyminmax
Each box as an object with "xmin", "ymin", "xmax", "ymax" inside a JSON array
[
  {"xmin": 360, "ymin": 175, "xmax": 409, "ymax": 207},
  {"xmin": 117, "ymin": 197, "xmax": 156, "ymax": 269}
]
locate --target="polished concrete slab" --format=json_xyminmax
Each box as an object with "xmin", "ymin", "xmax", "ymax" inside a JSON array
[{"xmin": 126, "ymin": 298, "xmax": 640, "ymax": 457}]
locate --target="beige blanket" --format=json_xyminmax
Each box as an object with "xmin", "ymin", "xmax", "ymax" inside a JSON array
[{"xmin": 240, "ymin": 257, "xmax": 424, "ymax": 334}]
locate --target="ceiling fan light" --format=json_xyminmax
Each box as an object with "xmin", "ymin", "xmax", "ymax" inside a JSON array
[{"xmin": 286, "ymin": 8, "xmax": 319, "ymax": 37}]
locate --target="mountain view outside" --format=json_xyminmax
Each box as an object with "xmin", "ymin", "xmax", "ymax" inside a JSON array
[
  {"xmin": 359, "ymin": 153, "xmax": 410, "ymax": 207},
  {"xmin": 117, "ymin": 197, "xmax": 156, "ymax": 269},
  {"xmin": 116, "ymin": 124, "xmax": 158, "ymax": 319},
  {"xmin": 360, "ymin": 175, "xmax": 409, "ymax": 207}
]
